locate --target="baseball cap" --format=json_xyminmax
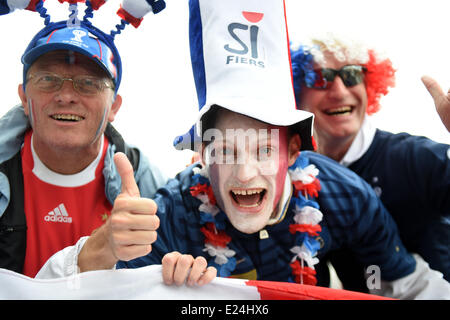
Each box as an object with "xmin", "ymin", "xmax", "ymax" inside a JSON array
[
  {"xmin": 14, "ymin": 0, "xmax": 167, "ymax": 93},
  {"xmin": 22, "ymin": 20, "xmax": 121, "ymax": 92}
]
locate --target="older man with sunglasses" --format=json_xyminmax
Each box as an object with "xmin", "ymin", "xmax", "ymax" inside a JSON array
[{"xmin": 291, "ymin": 33, "xmax": 450, "ymax": 291}]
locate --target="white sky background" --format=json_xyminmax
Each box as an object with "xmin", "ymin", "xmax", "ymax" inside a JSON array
[{"xmin": 0, "ymin": 0, "xmax": 448, "ymax": 178}]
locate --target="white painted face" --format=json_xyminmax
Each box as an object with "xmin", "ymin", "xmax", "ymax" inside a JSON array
[{"xmin": 203, "ymin": 110, "xmax": 299, "ymax": 234}]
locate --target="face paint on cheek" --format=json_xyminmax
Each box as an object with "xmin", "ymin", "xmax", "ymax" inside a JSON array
[
  {"xmin": 272, "ymin": 127, "xmax": 289, "ymax": 208},
  {"xmin": 27, "ymin": 98, "xmax": 35, "ymax": 128},
  {"xmin": 91, "ymin": 106, "xmax": 109, "ymax": 145},
  {"xmin": 207, "ymin": 163, "xmax": 225, "ymax": 210}
]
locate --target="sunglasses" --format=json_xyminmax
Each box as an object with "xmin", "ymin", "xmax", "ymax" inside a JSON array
[{"xmin": 306, "ymin": 65, "xmax": 367, "ymax": 89}]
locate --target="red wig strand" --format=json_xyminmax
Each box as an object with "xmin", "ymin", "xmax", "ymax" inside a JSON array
[{"xmin": 363, "ymin": 50, "xmax": 396, "ymax": 115}]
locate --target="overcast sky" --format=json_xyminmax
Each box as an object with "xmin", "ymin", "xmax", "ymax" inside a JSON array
[{"xmin": 0, "ymin": 0, "xmax": 448, "ymax": 178}]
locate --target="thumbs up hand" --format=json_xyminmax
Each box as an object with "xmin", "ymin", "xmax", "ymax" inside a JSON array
[
  {"xmin": 115, "ymin": 151, "xmax": 142, "ymax": 198},
  {"xmin": 107, "ymin": 152, "xmax": 159, "ymax": 261},
  {"xmin": 78, "ymin": 152, "xmax": 159, "ymax": 272}
]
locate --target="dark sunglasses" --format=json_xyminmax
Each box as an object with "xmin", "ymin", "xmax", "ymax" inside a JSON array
[{"xmin": 306, "ymin": 65, "xmax": 367, "ymax": 89}]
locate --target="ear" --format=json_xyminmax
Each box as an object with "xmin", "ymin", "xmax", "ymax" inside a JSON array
[
  {"xmin": 199, "ymin": 143, "xmax": 207, "ymax": 167},
  {"xmin": 287, "ymin": 133, "xmax": 301, "ymax": 167},
  {"xmin": 107, "ymin": 94, "xmax": 122, "ymax": 122},
  {"xmin": 18, "ymin": 84, "xmax": 30, "ymax": 116}
]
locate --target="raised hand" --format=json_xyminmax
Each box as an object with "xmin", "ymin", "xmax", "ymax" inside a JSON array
[
  {"xmin": 422, "ymin": 75, "xmax": 450, "ymax": 132},
  {"xmin": 107, "ymin": 152, "xmax": 159, "ymax": 261},
  {"xmin": 78, "ymin": 152, "xmax": 159, "ymax": 272}
]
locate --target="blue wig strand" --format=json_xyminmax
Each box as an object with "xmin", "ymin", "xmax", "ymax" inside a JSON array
[{"xmin": 290, "ymin": 45, "xmax": 316, "ymax": 102}]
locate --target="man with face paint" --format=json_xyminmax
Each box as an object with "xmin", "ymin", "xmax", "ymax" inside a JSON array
[
  {"xmin": 0, "ymin": 2, "xmax": 168, "ymax": 278},
  {"xmin": 205, "ymin": 110, "xmax": 295, "ymax": 236},
  {"xmin": 115, "ymin": 103, "xmax": 449, "ymax": 298}
]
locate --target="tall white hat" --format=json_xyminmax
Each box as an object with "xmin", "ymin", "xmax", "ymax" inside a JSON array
[{"xmin": 174, "ymin": 0, "xmax": 315, "ymax": 151}]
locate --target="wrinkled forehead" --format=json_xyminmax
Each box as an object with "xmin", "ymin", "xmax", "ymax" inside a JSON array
[{"xmin": 29, "ymin": 50, "xmax": 109, "ymax": 78}]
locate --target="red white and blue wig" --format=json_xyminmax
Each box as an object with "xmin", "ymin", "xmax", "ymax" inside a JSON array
[{"xmin": 291, "ymin": 33, "xmax": 396, "ymax": 115}]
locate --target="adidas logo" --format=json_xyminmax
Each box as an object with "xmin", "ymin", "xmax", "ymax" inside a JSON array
[{"xmin": 44, "ymin": 203, "xmax": 72, "ymax": 224}]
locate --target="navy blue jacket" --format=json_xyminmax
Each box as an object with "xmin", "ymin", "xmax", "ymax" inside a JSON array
[{"xmin": 348, "ymin": 130, "xmax": 449, "ymax": 280}]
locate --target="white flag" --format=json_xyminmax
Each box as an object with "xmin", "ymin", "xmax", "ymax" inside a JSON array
[{"xmin": 0, "ymin": 265, "xmax": 388, "ymax": 300}]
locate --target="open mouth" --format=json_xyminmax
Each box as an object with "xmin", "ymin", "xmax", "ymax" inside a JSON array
[
  {"xmin": 230, "ymin": 188, "xmax": 266, "ymax": 208},
  {"xmin": 324, "ymin": 106, "xmax": 353, "ymax": 116},
  {"xmin": 51, "ymin": 114, "xmax": 85, "ymax": 122}
]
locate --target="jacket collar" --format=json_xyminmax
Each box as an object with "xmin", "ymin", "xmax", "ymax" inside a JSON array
[{"xmin": 340, "ymin": 116, "xmax": 377, "ymax": 167}]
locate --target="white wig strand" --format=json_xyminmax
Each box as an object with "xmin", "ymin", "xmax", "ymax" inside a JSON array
[{"xmin": 306, "ymin": 32, "xmax": 371, "ymax": 67}]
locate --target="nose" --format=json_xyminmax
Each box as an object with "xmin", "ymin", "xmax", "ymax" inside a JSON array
[
  {"xmin": 235, "ymin": 157, "xmax": 259, "ymax": 184},
  {"xmin": 54, "ymin": 80, "xmax": 79, "ymax": 104},
  {"xmin": 326, "ymin": 76, "xmax": 349, "ymax": 100}
]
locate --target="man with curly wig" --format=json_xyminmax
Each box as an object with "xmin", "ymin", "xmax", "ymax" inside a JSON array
[{"xmin": 291, "ymin": 33, "xmax": 449, "ymax": 291}]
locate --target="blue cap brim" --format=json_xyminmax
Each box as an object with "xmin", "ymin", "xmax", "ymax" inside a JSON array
[{"xmin": 21, "ymin": 21, "xmax": 121, "ymax": 93}]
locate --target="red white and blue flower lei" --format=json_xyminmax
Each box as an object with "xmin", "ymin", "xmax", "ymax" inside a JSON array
[{"xmin": 189, "ymin": 153, "xmax": 323, "ymax": 286}]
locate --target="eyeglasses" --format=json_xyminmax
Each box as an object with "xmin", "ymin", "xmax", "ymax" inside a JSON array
[
  {"xmin": 305, "ymin": 65, "xmax": 367, "ymax": 90},
  {"xmin": 27, "ymin": 72, "xmax": 114, "ymax": 95}
]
